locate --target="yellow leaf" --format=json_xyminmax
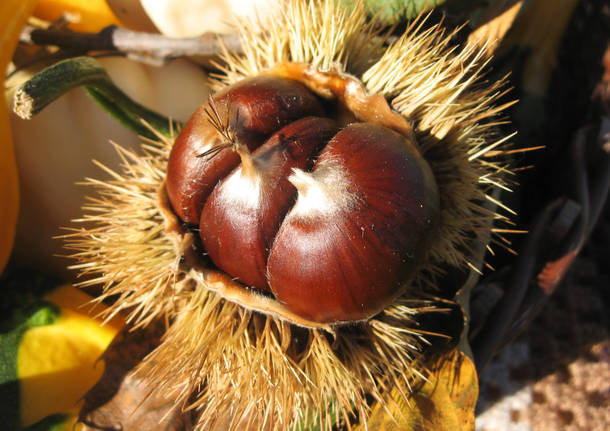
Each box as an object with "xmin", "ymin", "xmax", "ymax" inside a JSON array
[
  {"xmin": 499, "ymin": 0, "xmax": 581, "ymax": 95},
  {"xmin": 18, "ymin": 284, "xmax": 125, "ymax": 427},
  {"xmin": 0, "ymin": 0, "xmax": 38, "ymax": 273},
  {"xmin": 360, "ymin": 349, "xmax": 478, "ymax": 431},
  {"xmin": 468, "ymin": 1, "xmax": 524, "ymax": 56}
]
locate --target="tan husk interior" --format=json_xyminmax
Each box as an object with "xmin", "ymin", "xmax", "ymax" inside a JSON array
[{"xmin": 264, "ymin": 62, "xmax": 415, "ymax": 139}]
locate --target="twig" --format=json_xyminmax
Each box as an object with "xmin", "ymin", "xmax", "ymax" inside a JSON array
[{"xmin": 19, "ymin": 24, "xmax": 243, "ymax": 66}]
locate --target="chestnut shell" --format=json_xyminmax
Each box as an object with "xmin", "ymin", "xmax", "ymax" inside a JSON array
[
  {"xmin": 166, "ymin": 76, "xmax": 325, "ymax": 224},
  {"xmin": 267, "ymin": 123, "xmax": 439, "ymax": 322},
  {"xmin": 200, "ymin": 117, "xmax": 339, "ymax": 291}
]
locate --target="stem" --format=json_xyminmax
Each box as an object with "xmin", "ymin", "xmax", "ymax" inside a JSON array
[
  {"xmin": 13, "ymin": 56, "xmax": 179, "ymax": 138},
  {"xmin": 20, "ymin": 24, "xmax": 242, "ymax": 66}
]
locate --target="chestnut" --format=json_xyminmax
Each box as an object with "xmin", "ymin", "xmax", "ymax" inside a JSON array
[
  {"xmin": 166, "ymin": 74, "xmax": 439, "ymax": 323},
  {"xmin": 267, "ymin": 123, "xmax": 439, "ymax": 322},
  {"xmin": 166, "ymin": 76, "xmax": 325, "ymax": 224},
  {"xmin": 199, "ymin": 117, "xmax": 339, "ymax": 291}
]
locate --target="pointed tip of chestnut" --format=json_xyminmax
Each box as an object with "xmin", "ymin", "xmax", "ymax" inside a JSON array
[
  {"xmin": 288, "ymin": 168, "xmax": 314, "ymax": 191},
  {"xmin": 287, "ymin": 167, "xmax": 356, "ymax": 218}
]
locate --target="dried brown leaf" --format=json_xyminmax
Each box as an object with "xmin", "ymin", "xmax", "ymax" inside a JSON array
[
  {"xmin": 78, "ymin": 321, "xmax": 192, "ymax": 431},
  {"xmin": 359, "ymin": 349, "xmax": 478, "ymax": 431}
]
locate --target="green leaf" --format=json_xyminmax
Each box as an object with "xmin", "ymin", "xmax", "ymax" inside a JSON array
[
  {"xmin": 0, "ymin": 301, "xmax": 60, "ymax": 431},
  {"xmin": 24, "ymin": 413, "xmax": 70, "ymax": 431},
  {"xmin": 343, "ymin": 0, "xmax": 446, "ymax": 22}
]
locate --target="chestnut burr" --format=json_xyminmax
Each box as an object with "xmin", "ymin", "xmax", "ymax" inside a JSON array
[
  {"xmin": 166, "ymin": 76, "xmax": 325, "ymax": 224},
  {"xmin": 167, "ymin": 76, "xmax": 440, "ymax": 323}
]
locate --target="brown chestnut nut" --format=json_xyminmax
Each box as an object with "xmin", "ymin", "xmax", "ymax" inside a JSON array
[
  {"xmin": 166, "ymin": 76, "xmax": 325, "ymax": 224},
  {"xmin": 267, "ymin": 123, "xmax": 439, "ymax": 322},
  {"xmin": 200, "ymin": 117, "xmax": 339, "ymax": 291},
  {"xmin": 167, "ymin": 77, "xmax": 440, "ymax": 323}
]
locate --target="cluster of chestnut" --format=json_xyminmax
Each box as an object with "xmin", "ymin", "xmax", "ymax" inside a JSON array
[{"xmin": 166, "ymin": 75, "xmax": 440, "ymax": 323}]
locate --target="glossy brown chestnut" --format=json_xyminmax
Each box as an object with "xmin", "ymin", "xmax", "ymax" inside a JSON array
[
  {"xmin": 167, "ymin": 76, "xmax": 440, "ymax": 323},
  {"xmin": 199, "ymin": 117, "xmax": 339, "ymax": 291},
  {"xmin": 166, "ymin": 76, "xmax": 325, "ymax": 224},
  {"xmin": 266, "ymin": 123, "xmax": 439, "ymax": 322}
]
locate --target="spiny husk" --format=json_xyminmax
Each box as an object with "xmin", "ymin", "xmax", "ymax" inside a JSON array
[
  {"xmin": 65, "ymin": 139, "xmax": 182, "ymax": 328},
  {"xmin": 65, "ymin": 0, "xmax": 518, "ymax": 429},
  {"xmin": 217, "ymin": 0, "xmax": 517, "ymax": 271}
]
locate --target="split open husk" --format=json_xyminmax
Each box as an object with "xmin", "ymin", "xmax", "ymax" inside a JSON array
[{"xmin": 65, "ymin": 1, "xmax": 518, "ymax": 429}]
